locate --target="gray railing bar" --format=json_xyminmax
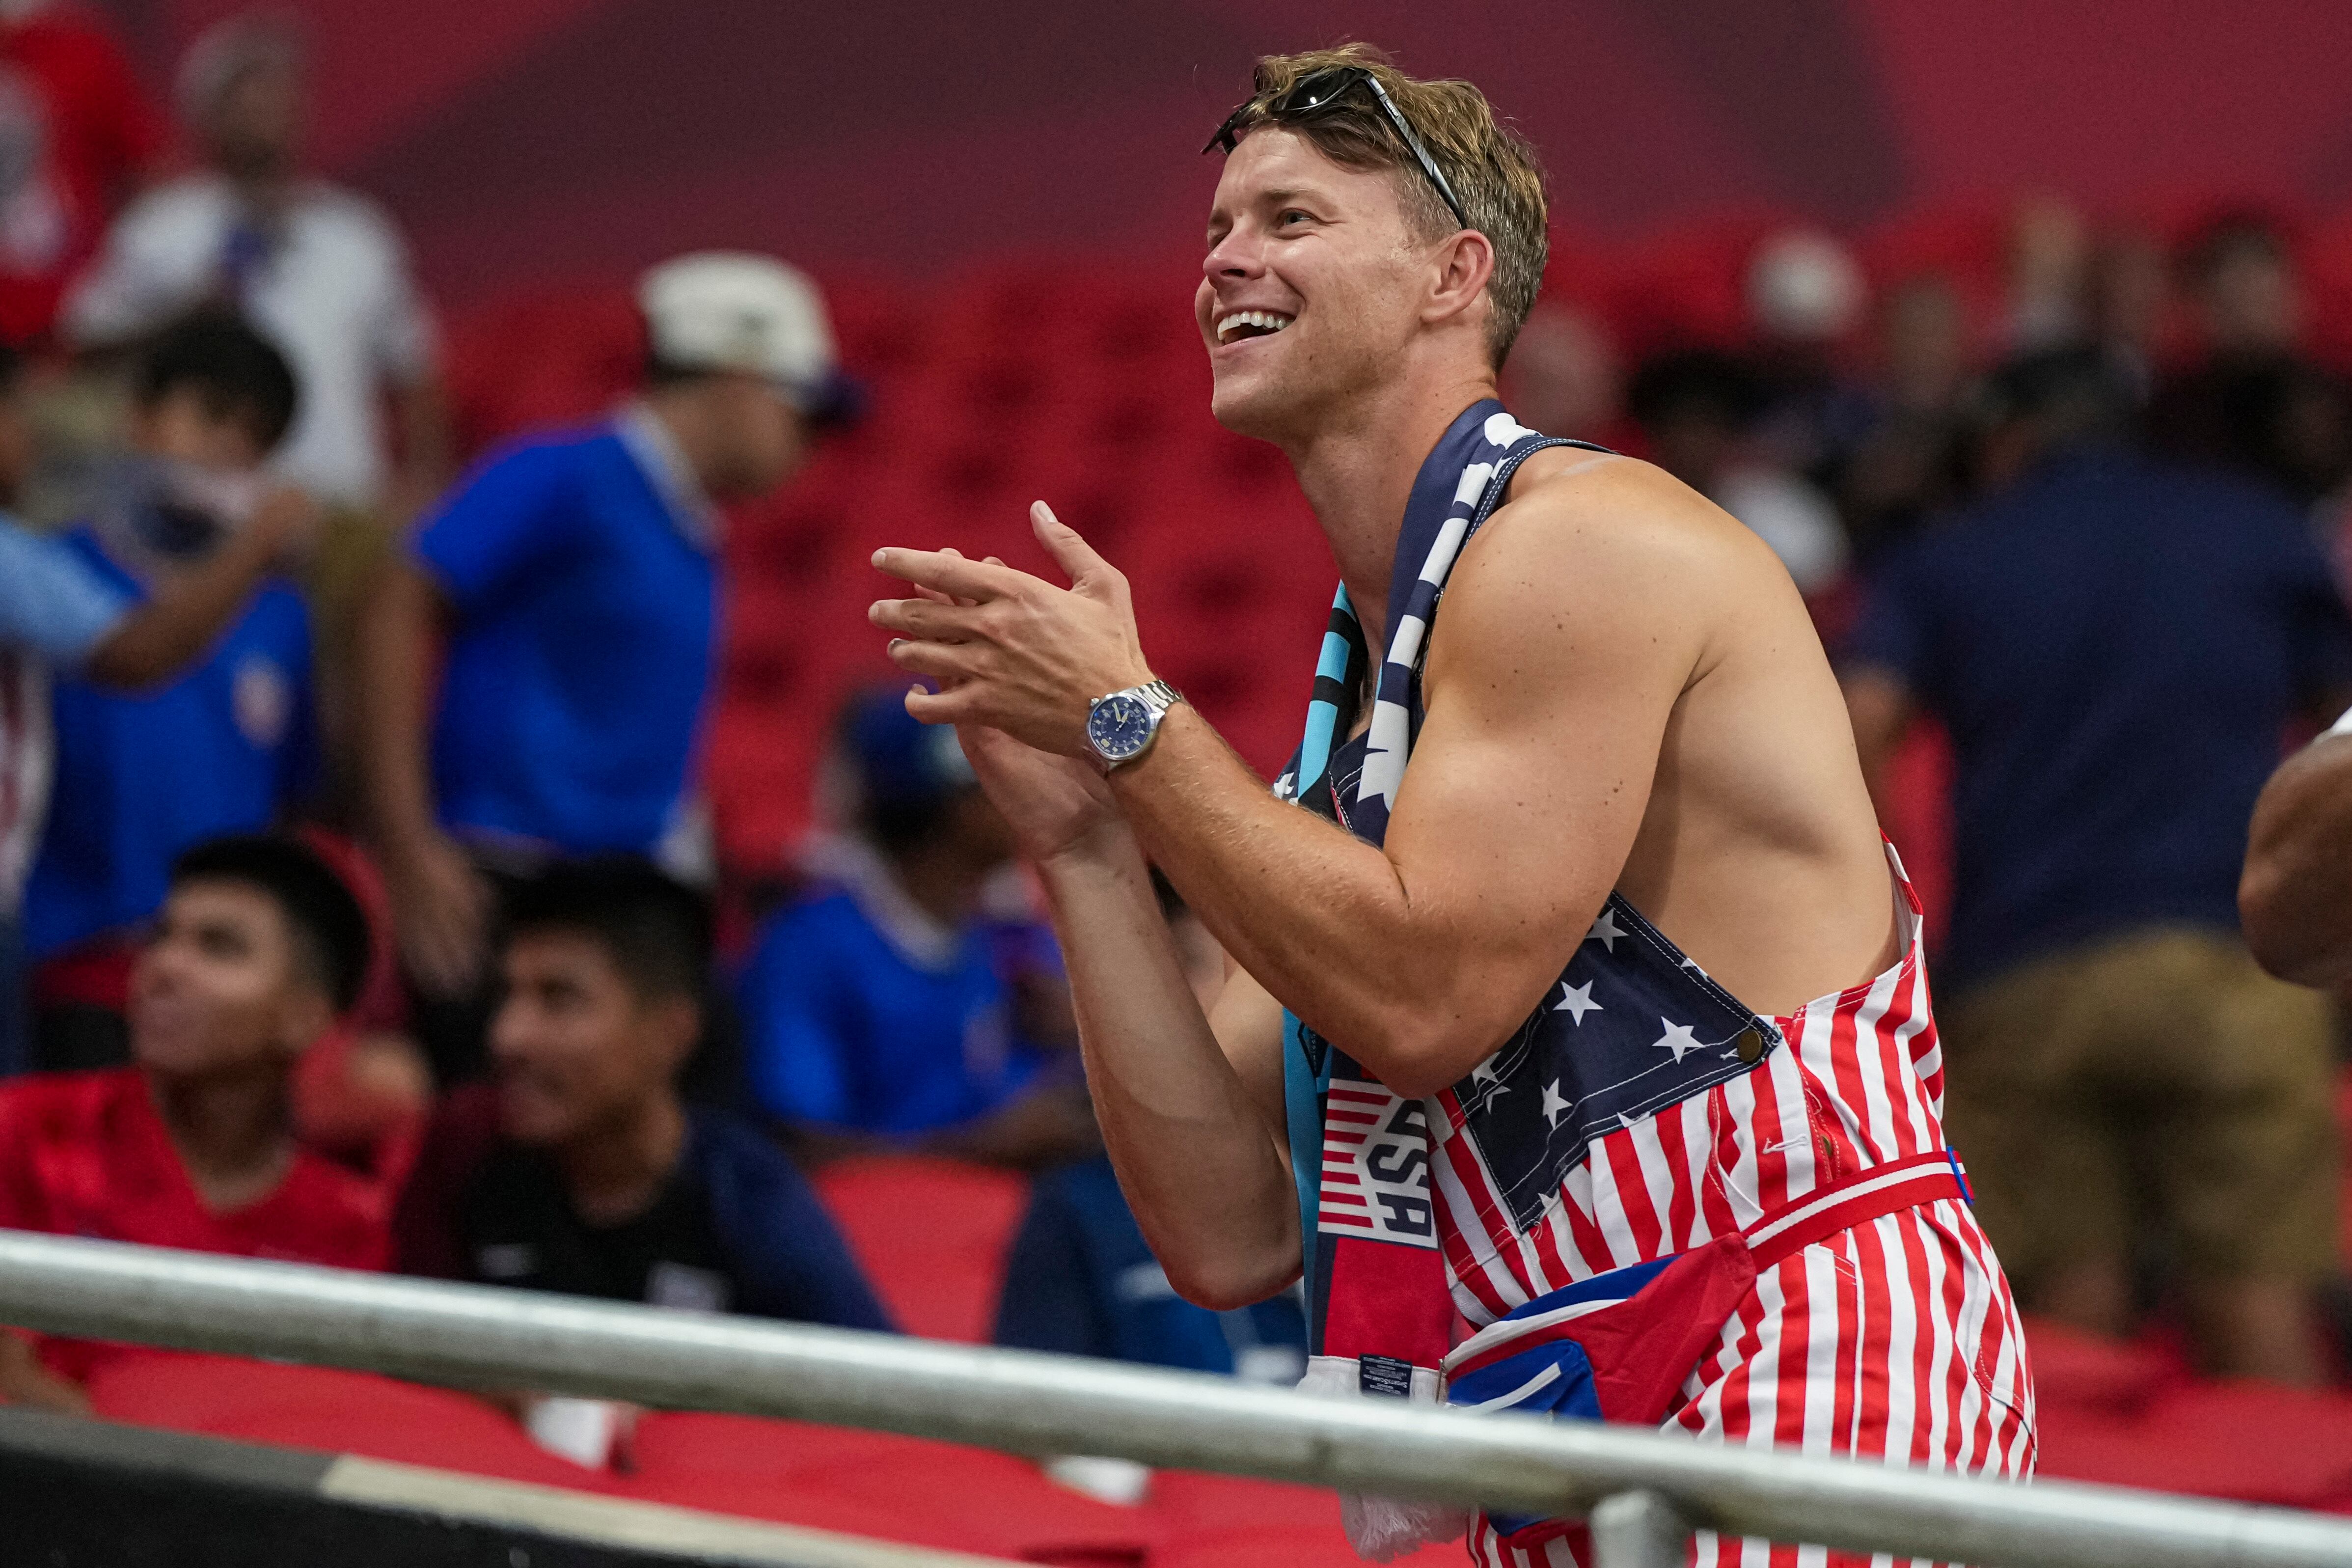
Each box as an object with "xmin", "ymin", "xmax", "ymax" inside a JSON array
[{"xmin": 1, "ymin": 1231, "xmax": 2348, "ymax": 1568}]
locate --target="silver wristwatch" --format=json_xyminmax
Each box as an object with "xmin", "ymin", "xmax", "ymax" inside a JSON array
[{"xmin": 1085, "ymin": 679, "xmax": 1184, "ymax": 769}]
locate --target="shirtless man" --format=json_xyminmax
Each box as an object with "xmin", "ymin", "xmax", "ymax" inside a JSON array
[{"xmin": 873, "ymin": 46, "xmax": 2032, "ymax": 1564}]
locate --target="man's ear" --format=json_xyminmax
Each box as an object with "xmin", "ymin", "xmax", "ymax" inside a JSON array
[
  {"xmin": 650, "ymin": 994, "xmax": 702, "ymax": 1076},
  {"xmin": 277, "ymin": 986, "xmax": 336, "ymax": 1060},
  {"xmin": 1423, "ymin": 228, "xmax": 1498, "ymax": 330}
]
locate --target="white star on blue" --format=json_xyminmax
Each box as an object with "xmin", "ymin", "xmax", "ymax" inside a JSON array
[
  {"xmin": 1652, "ymin": 1019, "xmax": 1701, "ymax": 1064},
  {"xmin": 1554, "ymin": 979, "xmax": 1602, "ymax": 1024},
  {"xmin": 1586, "ymin": 908, "xmax": 1625, "ymax": 952}
]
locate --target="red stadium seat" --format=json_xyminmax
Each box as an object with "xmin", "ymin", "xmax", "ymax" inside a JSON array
[
  {"xmin": 83, "ymin": 1351, "xmax": 610, "ymax": 1490},
  {"xmin": 2038, "ymin": 1380, "xmax": 2352, "ymax": 1507},
  {"xmin": 2016, "ymin": 1315, "xmax": 2182, "ymax": 1420},
  {"xmin": 1146, "ymin": 1470, "xmax": 1341, "ymax": 1534},
  {"xmin": 628, "ymin": 1412, "xmax": 1160, "ymax": 1563},
  {"xmin": 1151, "ymin": 1524, "xmax": 1464, "ymax": 1568},
  {"xmin": 811, "ymin": 1156, "xmax": 1031, "ymax": 1342}
]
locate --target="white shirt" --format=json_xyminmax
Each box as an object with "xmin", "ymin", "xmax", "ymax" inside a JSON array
[
  {"xmin": 62, "ymin": 174, "xmax": 437, "ymax": 508},
  {"xmin": 1713, "ymin": 463, "xmax": 1850, "ymax": 596}
]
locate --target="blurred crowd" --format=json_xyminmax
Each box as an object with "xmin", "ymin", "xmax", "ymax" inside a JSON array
[{"xmin": 0, "ymin": 0, "xmax": 2349, "ymax": 1491}]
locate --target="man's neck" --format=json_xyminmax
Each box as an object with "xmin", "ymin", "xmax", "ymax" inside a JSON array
[
  {"xmin": 638, "ymin": 389, "xmax": 728, "ymax": 503},
  {"xmin": 1279, "ymin": 366, "xmax": 1498, "ymax": 653},
  {"xmin": 557, "ymin": 1093, "xmax": 689, "ymax": 1228},
  {"xmin": 147, "ymin": 1066, "xmax": 294, "ymax": 1215}
]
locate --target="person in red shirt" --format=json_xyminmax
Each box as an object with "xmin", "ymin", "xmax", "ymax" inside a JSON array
[
  {"xmin": 0, "ymin": 831, "xmax": 382, "ymax": 1412},
  {"xmin": 0, "ymin": 0, "xmax": 166, "ymax": 344}
]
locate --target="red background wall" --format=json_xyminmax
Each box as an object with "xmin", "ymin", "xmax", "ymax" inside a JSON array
[{"xmin": 89, "ymin": 0, "xmax": 2352, "ymax": 307}]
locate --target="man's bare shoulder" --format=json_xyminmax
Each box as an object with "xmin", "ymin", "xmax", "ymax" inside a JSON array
[
  {"xmin": 1431, "ymin": 450, "xmax": 1791, "ymax": 690},
  {"xmin": 1495, "ymin": 447, "xmax": 1784, "ymax": 586}
]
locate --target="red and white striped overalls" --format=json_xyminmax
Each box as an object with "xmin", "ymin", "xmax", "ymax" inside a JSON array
[{"xmin": 1451, "ymin": 852, "xmax": 2038, "ymax": 1568}]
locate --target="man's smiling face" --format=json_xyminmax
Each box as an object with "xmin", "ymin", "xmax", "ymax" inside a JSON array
[{"xmin": 1197, "ymin": 127, "xmax": 1437, "ymax": 441}]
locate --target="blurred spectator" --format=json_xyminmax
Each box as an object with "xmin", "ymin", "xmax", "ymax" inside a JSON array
[
  {"xmin": 737, "ymin": 688, "xmax": 1095, "ymax": 1170},
  {"xmin": 994, "ymin": 875, "xmax": 1305, "ymax": 1385},
  {"xmin": 395, "ymin": 858, "xmax": 887, "ymax": 1324},
  {"xmin": 1627, "ymin": 346, "xmax": 1848, "ymax": 594},
  {"xmin": 0, "ymin": 337, "xmax": 315, "ymax": 1075},
  {"xmin": 2242, "ymin": 704, "xmax": 2352, "ymax": 990},
  {"xmin": 0, "ymin": 0, "xmax": 164, "ymax": 345},
  {"xmin": 2144, "ymin": 213, "xmax": 2352, "ymax": 507},
  {"xmin": 395, "ymin": 857, "xmax": 887, "ymax": 1462},
  {"xmin": 0, "ymin": 832, "xmax": 383, "ymax": 1414},
  {"xmin": 60, "ymin": 13, "xmax": 446, "ymax": 519},
  {"xmin": 1744, "ymin": 226, "xmax": 1868, "ymax": 477},
  {"xmin": 2088, "ymin": 225, "xmax": 2170, "ymax": 398},
  {"xmin": 2003, "ymin": 195, "xmax": 2092, "ymax": 352},
  {"xmin": 359, "ymin": 252, "xmax": 847, "ymax": 1079},
  {"xmin": 1842, "ymin": 347, "xmax": 2352, "ymax": 1383},
  {"xmin": 995, "ymin": 1155, "xmax": 1308, "ymax": 1378},
  {"xmin": 1837, "ymin": 273, "xmax": 1973, "ymax": 562},
  {"xmin": 1496, "ymin": 300, "xmax": 1622, "ymax": 444},
  {"xmin": 22, "ymin": 311, "xmax": 319, "ymax": 1071}
]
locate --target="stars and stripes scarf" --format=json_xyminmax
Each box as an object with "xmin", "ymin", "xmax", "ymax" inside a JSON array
[{"xmin": 1278, "ymin": 401, "xmax": 1597, "ymax": 1558}]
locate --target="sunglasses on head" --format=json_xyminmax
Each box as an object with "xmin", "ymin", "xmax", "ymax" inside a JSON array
[{"xmin": 1203, "ymin": 64, "xmax": 1471, "ymax": 232}]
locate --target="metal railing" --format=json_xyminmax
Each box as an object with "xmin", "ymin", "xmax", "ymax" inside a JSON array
[{"xmin": 0, "ymin": 1231, "xmax": 2348, "ymax": 1568}]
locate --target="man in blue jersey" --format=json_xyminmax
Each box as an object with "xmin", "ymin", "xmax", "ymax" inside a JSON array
[
  {"xmin": 359, "ymin": 253, "xmax": 851, "ymax": 1079},
  {"xmin": 738, "ymin": 688, "xmax": 1096, "ymax": 1167},
  {"xmin": 23, "ymin": 313, "xmax": 323, "ymax": 1071}
]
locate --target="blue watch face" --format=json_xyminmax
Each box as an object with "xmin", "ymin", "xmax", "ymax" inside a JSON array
[{"xmin": 1088, "ymin": 694, "xmax": 1154, "ymax": 760}]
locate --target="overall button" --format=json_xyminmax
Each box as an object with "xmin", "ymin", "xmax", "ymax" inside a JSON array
[{"xmin": 1733, "ymin": 1027, "xmax": 1765, "ymax": 1064}]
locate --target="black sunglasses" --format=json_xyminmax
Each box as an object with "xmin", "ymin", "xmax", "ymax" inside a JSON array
[{"xmin": 1203, "ymin": 64, "xmax": 1470, "ymax": 232}]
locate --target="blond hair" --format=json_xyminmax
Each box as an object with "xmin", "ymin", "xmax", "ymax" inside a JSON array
[{"xmin": 1216, "ymin": 43, "xmax": 1548, "ymax": 365}]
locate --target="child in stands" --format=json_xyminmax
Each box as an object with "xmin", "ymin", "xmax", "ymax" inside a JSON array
[
  {"xmin": 0, "ymin": 833, "xmax": 383, "ymax": 1414},
  {"xmin": 22, "ymin": 312, "xmax": 319, "ymax": 1071}
]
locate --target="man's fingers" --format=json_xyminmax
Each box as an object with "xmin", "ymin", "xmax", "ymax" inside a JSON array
[
  {"xmin": 903, "ymin": 683, "xmax": 976, "ymax": 726},
  {"xmin": 1030, "ymin": 501, "xmax": 1115, "ymax": 589},
  {"xmin": 887, "ymin": 636, "xmax": 979, "ymax": 681},
  {"xmin": 872, "ymin": 547, "xmax": 1032, "ymax": 603},
  {"xmin": 869, "ymin": 597, "xmax": 985, "ymax": 639}
]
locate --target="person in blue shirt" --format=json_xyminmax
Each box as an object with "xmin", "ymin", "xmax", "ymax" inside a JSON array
[
  {"xmin": 738, "ymin": 688, "xmax": 1097, "ymax": 1168},
  {"xmin": 995, "ymin": 1154, "xmax": 1307, "ymax": 1383},
  {"xmin": 1842, "ymin": 346, "xmax": 2352, "ymax": 1385},
  {"xmin": 359, "ymin": 254, "xmax": 857, "ymax": 1069},
  {"xmin": 21, "ymin": 313, "xmax": 325, "ymax": 1073}
]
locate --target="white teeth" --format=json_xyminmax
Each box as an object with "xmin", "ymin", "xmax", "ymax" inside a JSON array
[{"xmin": 1216, "ymin": 309, "xmax": 1295, "ymax": 344}]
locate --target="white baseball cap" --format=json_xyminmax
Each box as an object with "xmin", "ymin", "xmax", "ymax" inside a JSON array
[{"xmin": 638, "ymin": 252, "xmax": 862, "ymax": 422}]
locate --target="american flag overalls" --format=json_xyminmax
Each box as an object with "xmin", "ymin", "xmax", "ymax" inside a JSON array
[{"xmin": 1277, "ymin": 401, "xmax": 2035, "ymax": 1567}]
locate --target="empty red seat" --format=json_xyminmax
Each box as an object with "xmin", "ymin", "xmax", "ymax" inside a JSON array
[
  {"xmin": 628, "ymin": 1415, "xmax": 1158, "ymax": 1564},
  {"xmin": 2015, "ymin": 1315, "xmax": 2181, "ymax": 1420},
  {"xmin": 813, "ymin": 1156, "xmax": 1030, "ymax": 1342},
  {"xmin": 2038, "ymin": 1380, "xmax": 2352, "ymax": 1507},
  {"xmin": 84, "ymin": 1350, "xmax": 606, "ymax": 1490}
]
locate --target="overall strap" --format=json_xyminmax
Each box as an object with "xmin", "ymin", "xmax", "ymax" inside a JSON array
[{"xmin": 1413, "ymin": 434, "xmax": 1614, "ymax": 682}]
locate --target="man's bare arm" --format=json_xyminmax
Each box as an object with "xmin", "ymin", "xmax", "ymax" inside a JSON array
[
  {"xmin": 1033, "ymin": 825, "xmax": 1299, "ymax": 1308},
  {"xmin": 2242, "ymin": 731, "xmax": 2352, "ymax": 989},
  {"xmin": 873, "ymin": 469, "xmax": 1717, "ymax": 1097},
  {"xmin": 81, "ymin": 490, "xmax": 317, "ymax": 689},
  {"xmin": 356, "ymin": 555, "xmax": 488, "ymax": 994},
  {"xmin": 384, "ymin": 375, "xmax": 454, "ymax": 526}
]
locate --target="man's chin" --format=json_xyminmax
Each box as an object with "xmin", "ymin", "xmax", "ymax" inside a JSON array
[
  {"xmin": 1208, "ymin": 372, "xmax": 1301, "ymax": 441},
  {"xmin": 496, "ymin": 1085, "xmax": 571, "ymax": 1148}
]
